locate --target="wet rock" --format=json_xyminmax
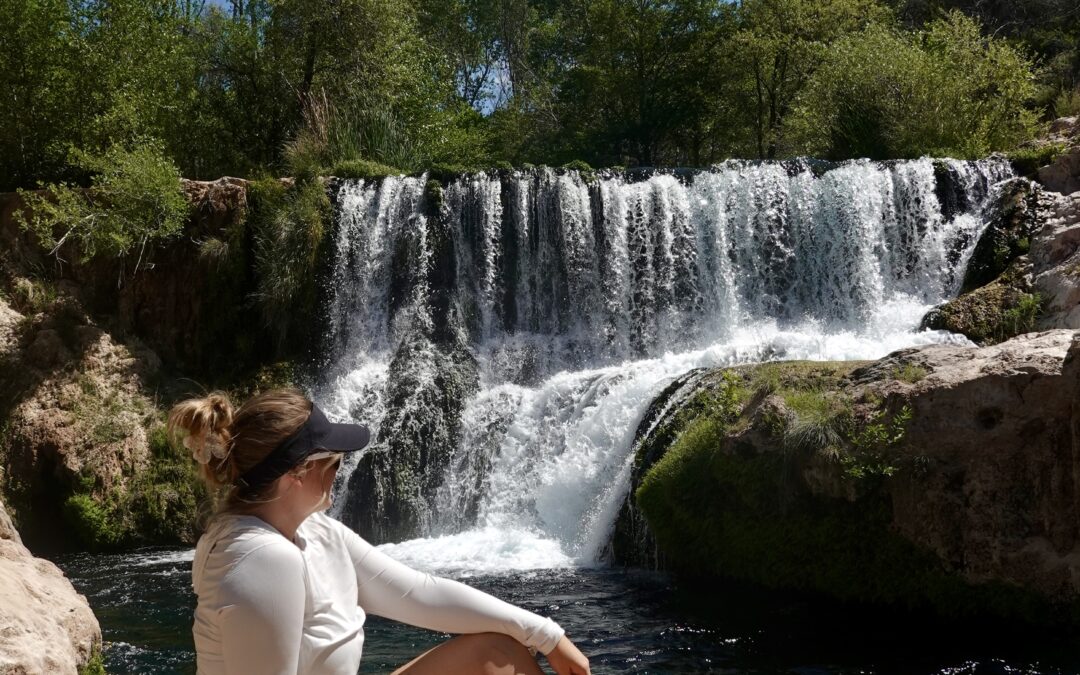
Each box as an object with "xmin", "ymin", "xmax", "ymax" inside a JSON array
[{"xmin": 961, "ymin": 178, "xmax": 1039, "ymax": 294}]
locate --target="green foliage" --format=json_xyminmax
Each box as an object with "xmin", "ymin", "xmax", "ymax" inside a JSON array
[
  {"xmin": 248, "ymin": 177, "xmax": 332, "ymax": 350},
  {"xmin": 891, "ymin": 363, "xmax": 929, "ymax": 384},
  {"xmin": 788, "ymin": 13, "xmax": 1040, "ymax": 159},
  {"xmin": 1008, "ymin": 143, "xmax": 1067, "ymax": 176},
  {"xmin": 1, "ymin": 0, "xmax": 1066, "ymax": 187},
  {"xmin": 79, "ymin": 647, "xmax": 106, "ymax": 675},
  {"xmin": 999, "ymin": 292, "xmax": 1044, "ymax": 339},
  {"xmin": 62, "ymin": 424, "xmax": 206, "ymax": 551},
  {"xmin": 780, "ymin": 389, "xmax": 848, "ymax": 456},
  {"xmin": 63, "ymin": 492, "xmax": 124, "ymax": 550},
  {"xmin": 732, "ymin": 0, "xmax": 893, "ymax": 159},
  {"xmin": 842, "ymin": 404, "xmax": 911, "ymax": 479},
  {"xmin": 16, "ymin": 143, "xmax": 188, "ymax": 262},
  {"xmin": 328, "ymin": 160, "xmax": 403, "ymax": 181},
  {"xmin": 561, "ymin": 160, "xmax": 597, "ymax": 182}
]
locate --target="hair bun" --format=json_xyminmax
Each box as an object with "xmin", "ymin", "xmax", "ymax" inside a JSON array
[{"xmin": 168, "ymin": 392, "xmax": 235, "ymax": 469}]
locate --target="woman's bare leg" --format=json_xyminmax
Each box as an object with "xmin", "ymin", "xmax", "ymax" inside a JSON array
[{"xmin": 391, "ymin": 632, "xmax": 545, "ymax": 675}]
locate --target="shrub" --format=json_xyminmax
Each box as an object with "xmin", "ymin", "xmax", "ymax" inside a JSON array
[
  {"xmin": 248, "ymin": 177, "xmax": 332, "ymax": 350},
  {"xmin": 788, "ymin": 13, "xmax": 1040, "ymax": 159},
  {"xmin": 16, "ymin": 142, "xmax": 188, "ymax": 262},
  {"xmin": 1008, "ymin": 143, "xmax": 1066, "ymax": 176},
  {"xmin": 328, "ymin": 159, "xmax": 402, "ymax": 181}
]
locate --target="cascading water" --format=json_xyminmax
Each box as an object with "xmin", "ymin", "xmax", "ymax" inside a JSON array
[{"xmin": 313, "ymin": 158, "xmax": 1013, "ymax": 575}]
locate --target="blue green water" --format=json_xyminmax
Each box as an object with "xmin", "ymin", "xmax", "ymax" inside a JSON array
[{"xmin": 57, "ymin": 548, "xmax": 1080, "ymax": 674}]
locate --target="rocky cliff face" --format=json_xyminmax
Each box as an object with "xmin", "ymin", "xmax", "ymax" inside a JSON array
[
  {"xmin": 0, "ymin": 179, "xmax": 252, "ymax": 552},
  {"xmin": 619, "ymin": 330, "xmax": 1080, "ymax": 623},
  {"xmin": 0, "ymin": 497, "xmax": 100, "ymax": 674}
]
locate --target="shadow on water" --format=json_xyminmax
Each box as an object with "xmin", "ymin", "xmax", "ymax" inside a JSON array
[{"xmin": 56, "ymin": 548, "xmax": 1080, "ymax": 675}]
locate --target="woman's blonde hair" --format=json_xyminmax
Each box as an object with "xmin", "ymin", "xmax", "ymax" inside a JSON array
[{"xmin": 167, "ymin": 387, "xmax": 313, "ymax": 513}]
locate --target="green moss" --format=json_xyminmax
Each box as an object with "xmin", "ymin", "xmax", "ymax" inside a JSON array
[
  {"xmin": 63, "ymin": 492, "xmax": 125, "ymax": 549},
  {"xmin": 925, "ymin": 283, "xmax": 1043, "ymax": 346},
  {"xmin": 426, "ymin": 162, "xmax": 483, "ymax": 182},
  {"xmin": 636, "ymin": 416, "xmax": 1062, "ymax": 623},
  {"xmin": 560, "ymin": 160, "xmax": 597, "ymax": 182},
  {"xmin": 79, "ymin": 645, "xmax": 106, "ymax": 675},
  {"xmin": 892, "ymin": 363, "xmax": 928, "ymax": 384},
  {"xmin": 62, "ymin": 422, "xmax": 206, "ymax": 551},
  {"xmin": 425, "ymin": 179, "xmax": 444, "ymax": 216},
  {"xmin": 328, "ymin": 159, "xmax": 401, "ymax": 181}
]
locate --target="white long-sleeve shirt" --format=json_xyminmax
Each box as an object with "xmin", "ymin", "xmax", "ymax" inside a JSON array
[{"xmin": 191, "ymin": 512, "xmax": 565, "ymax": 675}]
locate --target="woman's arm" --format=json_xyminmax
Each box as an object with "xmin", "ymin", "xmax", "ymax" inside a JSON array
[
  {"xmin": 217, "ymin": 542, "xmax": 307, "ymax": 675},
  {"xmin": 342, "ymin": 531, "xmax": 565, "ymax": 655}
]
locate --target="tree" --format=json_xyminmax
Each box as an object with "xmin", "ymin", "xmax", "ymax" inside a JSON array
[
  {"xmin": 787, "ymin": 12, "xmax": 1039, "ymax": 159},
  {"xmin": 731, "ymin": 0, "xmax": 892, "ymax": 159}
]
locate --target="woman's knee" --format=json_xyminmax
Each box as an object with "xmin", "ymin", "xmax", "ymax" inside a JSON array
[{"xmin": 464, "ymin": 632, "xmax": 538, "ymax": 675}]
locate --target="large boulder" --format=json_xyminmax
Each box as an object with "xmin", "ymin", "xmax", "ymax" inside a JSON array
[
  {"xmin": 0, "ymin": 497, "xmax": 101, "ymax": 674},
  {"xmin": 622, "ymin": 331, "xmax": 1080, "ymax": 623}
]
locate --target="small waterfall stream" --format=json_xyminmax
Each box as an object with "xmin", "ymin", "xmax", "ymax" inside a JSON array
[{"xmin": 313, "ymin": 159, "xmax": 1012, "ymax": 573}]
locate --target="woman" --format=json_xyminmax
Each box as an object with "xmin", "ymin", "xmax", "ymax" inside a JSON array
[{"xmin": 169, "ymin": 388, "xmax": 590, "ymax": 675}]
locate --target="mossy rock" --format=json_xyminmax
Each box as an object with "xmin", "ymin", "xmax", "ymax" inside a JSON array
[
  {"xmin": 560, "ymin": 160, "xmax": 597, "ymax": 183},
  {"xmin": 961, "ymin": 179, "xmax": 1038, "ymax": 294},
  {"xmin": 61, "ymin": 424, "xmax": 207, "ymax": 551},
  {"xmin": 922, "ymin": 258, "xmax": 1043, "ymax": 345},
  {"xmin": 634, "ymin": 405, "xmax": 1067, "ymax": 626}
]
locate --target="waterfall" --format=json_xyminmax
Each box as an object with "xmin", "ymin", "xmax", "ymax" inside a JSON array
[{"xmin": 313, "ymin": 159, "xmax": 1013, "ymax": 573}]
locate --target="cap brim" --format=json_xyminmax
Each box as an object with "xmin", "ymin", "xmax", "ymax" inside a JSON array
[{"xmin": 322, "ymin": 422, "xmax": 371, "ymax": 453}]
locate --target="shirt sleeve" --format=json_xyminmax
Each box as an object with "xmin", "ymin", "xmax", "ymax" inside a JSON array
[
  {"xmin": 217, "ymin": 542, "xmax": 307, "ymax": 675},
  {"xmin": 340, "ymin": 528, "xmax": 565, "ymax": 655}
]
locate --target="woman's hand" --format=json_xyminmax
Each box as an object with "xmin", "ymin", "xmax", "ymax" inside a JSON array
[{"xmin": 545, "ymin": 635, "xmax": 590, "ymax": 675}]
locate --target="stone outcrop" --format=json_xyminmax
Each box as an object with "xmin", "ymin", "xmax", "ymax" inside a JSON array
[
  {"xmin": 1037, "ymin": 117, "xmax": 1080, "ymax": 196},
  {"xmin": 621, "ymin": 330, "xmax": 1080, "ymax": 622},
  {"xmin": 1032, "ymin": 190, "xmax": 1080, "ymax": 329},
  {"xmin": 923, "ymin": 175, "xmax": 1080, "ymax": 341},
  {"xmin": 0, "ymin": 497, "xmax": 100, "ymax": 674}
]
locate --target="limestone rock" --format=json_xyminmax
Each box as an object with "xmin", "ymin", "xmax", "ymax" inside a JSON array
[
  {"xmin": 1037, "ymin": 117, "xmax": 1080, "ymax": 196},
  {"xmin": 885, "ymin": 330, "xmax": 1079, "ymax": 599},
  {"xmin": 1033, "ymin": 190, "xmax": 1080, "ymax": 329},
  {"xmin": 0, "ymin": 498, "xmax": 100, "ymax": 674}
]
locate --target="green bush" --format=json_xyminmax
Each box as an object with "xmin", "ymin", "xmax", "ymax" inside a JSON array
[
  {"xmin": 328, "ymin": 159, "xmax": 402, "ymax": 181},
  {"xmin": 248, "ymin": 177, "xmax": 332, "ymax": 350},
  {"xmin": 1008, "ymin": 143, "xmax": 1066, "ymax": 176},
  {"xmin": 16, "ymin": 142, "xmax": 188, "ymax": 262},
  {"xmin": 788, "ymin": 13, "xmax": 1040, "ymax": 159}
]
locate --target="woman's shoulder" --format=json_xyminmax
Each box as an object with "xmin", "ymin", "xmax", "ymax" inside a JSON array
[
  {"xmin": 194, "ymin": 515, "xmax": 302, "ymax": 584},
  {"xmin": 297, "ymin": 511, "xmax": 354, "ymax": 543}
]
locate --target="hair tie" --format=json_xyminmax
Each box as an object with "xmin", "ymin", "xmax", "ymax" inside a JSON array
[{"xmin": 183, "ymin": 432, "xmax": 228, "ymax": 465}]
